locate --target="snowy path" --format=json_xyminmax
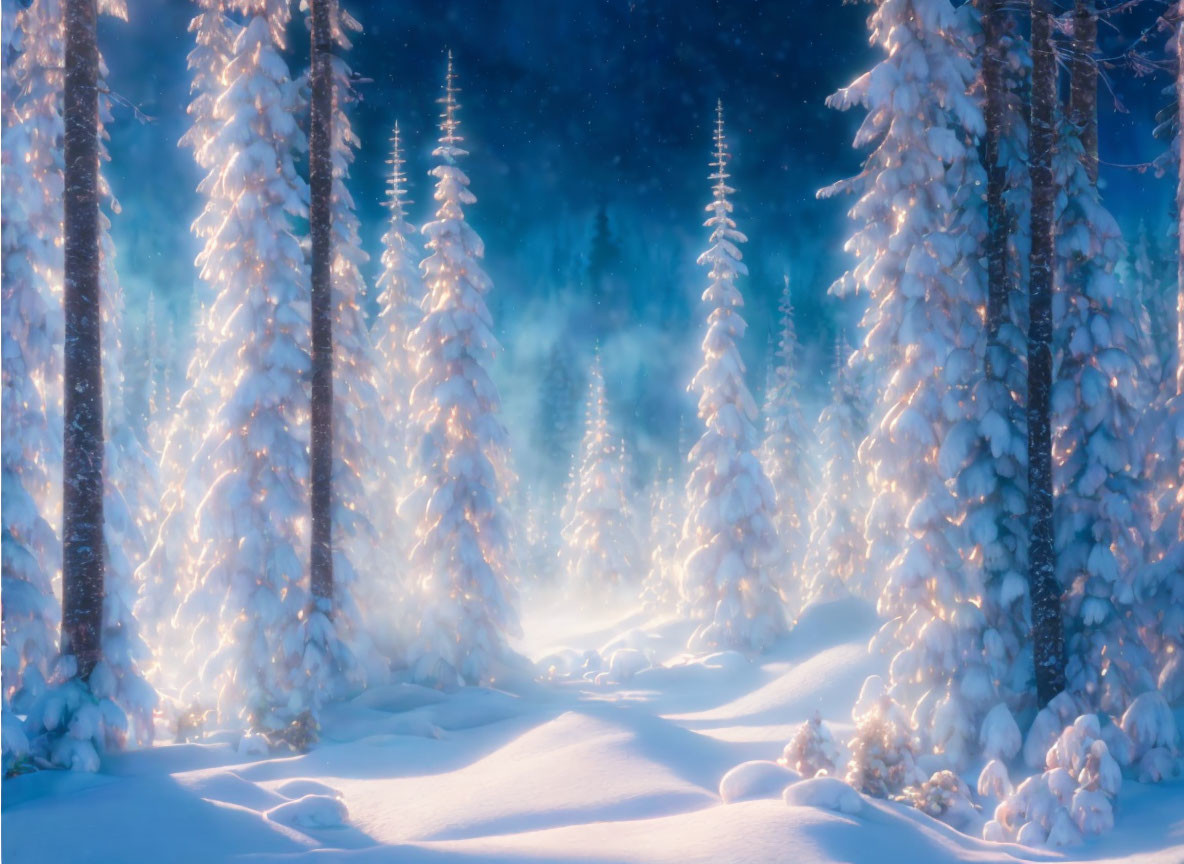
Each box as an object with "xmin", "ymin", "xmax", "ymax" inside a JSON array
[{"xmin": 4, "ymin": 598, "xmax": 1182, "ymax": 864}]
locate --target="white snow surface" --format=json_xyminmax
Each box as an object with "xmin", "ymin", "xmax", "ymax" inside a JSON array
[{"xmin": 4, "ymin": 597, "xmax": 1183, "ymax": 864}]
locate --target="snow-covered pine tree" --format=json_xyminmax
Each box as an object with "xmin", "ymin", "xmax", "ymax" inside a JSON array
[
  {"xmin": 802, "ymin": 339, "xmax": 869, "ymax": 605},
  {"xmin": 401, "ymin": 54, "xmax": 521, "ymax": 685},
  {"xmin": 1128, "ymin": 222, "xmax": 1170, "ymax": 391},
  {"xmin": 641, "ymin": 468, "xmax": 683, "ymax": 614},
  {"xmin": 94, "ymin": 26, "xmax": 157, "ymax": 747},
  {"xmin": 170, "ymin": 0, "xmax": 317, "ymax": 731},
  {"xmin": 1138, "ymin": 11, "xmax": 1184, "ymax": 704},
  {"xmin": 823, "ymin": 0, "xmax": 997, "ymax": 767},
  {"xmin": 562, "ymin": 354, "xmax": 638, "ymax": 590},
  {"xmin": 759, "ymin": 276, "xmax": 813, "ymax": 618},
  {"xmin": 1, "ymin": 0, "xmax": 64, "ymax": 771},
  {"xmin": 967, "ymin": 0, "xmax": 1033, "ymax": 715},
  {"xmin": 680, "ymin": 102, "xmax": 784, "ymax": 653},
  {"xmin": 1053, "ymin": 42, "xmax": 1153, "ymax": 717},
  {"xmin": 371, "ymin": 121, "xmax": 424, "ymax": 610},
  {"xmin": 136, "ymin": 0, "xmax": 239, "ymax": 694}
]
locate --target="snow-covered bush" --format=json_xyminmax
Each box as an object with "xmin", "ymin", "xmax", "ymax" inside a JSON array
[
  {"xmin": 1120, "ymin": 691, "xmax": 1181, "ymax": 782},
  {"xmin": 979, "ymin": 702, "xmax": 1022, "ymax": 762},
  {"xmin": 844, "ymin": 677, "xmax": 923, "ymax": 798},
  {"xmin": 899, "ymin": 770, "xmax": 977, "ymax": 828},
  {"xmin": 990, "ymin": 713, "xmax": 1122, "ymax": 846},
  {"xmin": 780, "ymin": 712, "xmax": 841, "ymax": 779}
]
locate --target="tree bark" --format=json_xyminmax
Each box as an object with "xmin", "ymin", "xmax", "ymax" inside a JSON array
[
  {"xmin": 982, "ymin": 0, "xmax": 1010, "ymax": 350},
  {"xmin": 61, "ymin": 0, "xmax": 104, "ymax": 679},
  {"xmin": 1027, "ymin": 0, "xmax": 1067, "ymax": 708},
  {"xmin": 309, "ymin": 0, "xmax": 334, "ymax": 611},
  {"xmin": 1177, "ymin": 0, "xmax": 1183, "ymax": 397},
  {"xmin": 1069, "ymin": 0, "xmax": 1099, "ymax": 185}
]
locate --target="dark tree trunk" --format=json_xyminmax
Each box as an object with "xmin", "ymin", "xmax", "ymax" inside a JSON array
[
  {"xmin": 982, "ymin": 0, "xmax": 1010, "ymax": 350},
  {"xmin": 308, "ymin": 0, "xmax": 334, "ymax": 612},
  {"xmin": 1069, "ymin": 0, "xmax": 1098, "ymax": 185},
  {"xmin": 61, "ymin": 0, "xmax": 104, "ymax": 679},
  {"xmin": 1177, "ymin": 1, "xmax": 1183, "ymax": 397},
  {"xmin": 1026, "ymin": 0, "xmax": 1066, "ymax": 708}
]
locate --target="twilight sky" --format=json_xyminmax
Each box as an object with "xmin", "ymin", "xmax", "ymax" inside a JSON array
[{"xmin": 98, "ymin": 0, "xmax": 1176, "ymax": 480}]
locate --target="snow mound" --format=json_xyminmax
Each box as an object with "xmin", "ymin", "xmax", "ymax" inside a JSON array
[
  {"xmin": 783, "ymin": 776, "xmax": 863, "ymax": 815},
  {"xmin": 265, "ymin": 794, "xmax": 349, "ymax": 830},
  {"xmin": 600, "ymin": 648, "xmax": 651, "ymax": 683},
  {"xmin": 718, "ymin": 760, "xmax": 800, "ymax": 804},
  {"xmin": 274, "ymin": 779, "xmax": 343, "ymax": 800},
  {"xmin": 697, "ymin": 650, "xmax": 751, "ymax": 675}
]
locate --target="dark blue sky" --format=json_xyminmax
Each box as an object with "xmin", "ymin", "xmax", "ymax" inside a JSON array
[{"xmin": 99, "ymin": 0, "xmax": 1176, "ymax": 478}]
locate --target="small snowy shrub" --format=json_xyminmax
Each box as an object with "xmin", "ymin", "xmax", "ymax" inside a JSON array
[
  {"xmin": 1119, "ymin": 691, "xmax": 1181, "ymax": 783},
  {"xmin": 899, "ymin": 770, "xmax": 977, "ymax": 828},
  {"xmin": 781, "ymin": 711, "xmax": 841, "ymax": 778},
  {"xmin": 977, "ymin": 758, "xmax": 1012, "ymax": 800},
  {"xmin": 991, "ymin": 713, "xmax": 1122, "ymax": 846},
  {"xmin": 844, "ymin": 677, "xmax": 923, "ymax": 798},
  {"xmin": 979, "ymin": 703, "xmax": 1022, "ymax": 761}
]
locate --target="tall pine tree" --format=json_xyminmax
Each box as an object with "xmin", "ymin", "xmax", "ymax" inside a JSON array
[
  {"xmin": 680, "ymin": 103, "xmax": 784, "ymax": 653},
  {"xmin": 401, "ymin": 54, "xmax": 521, "ymax": 685}
]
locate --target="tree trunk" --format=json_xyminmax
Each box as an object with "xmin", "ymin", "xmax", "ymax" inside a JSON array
[
  {"xmin": 308, "ymin": 0, "xmax": 334, "ymax": 611},
  {"xmin": 982, "ymin": 0, "xmax": 1010, "ymax": 349},
  {"xmin": 1069, "ymin": 0, "xmax": 1098, "ymax": 185},
  {"xmin": 61, "ymin": 0, "xmax": 104, "ymax": 679},
  {"xmin": 1027, "ymin": 0, "xmax": 1066, "ymax": 708},
  {"xmin": 1177, "ymin": 0, "xmax": 1183, "ymax": 397}
]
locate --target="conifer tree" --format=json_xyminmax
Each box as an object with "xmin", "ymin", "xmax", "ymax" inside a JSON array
[
  {"xmin": 641, "ymin": 469, "xmax": 683, "ymax": 614},
  {"xmin": 401, "ymin": 54, "xmax": 520, "ymax": 685},
  {"xmin": 1, "ymin": 0, "xmax": 65, "ymax": 767},
  {"xmin": 372, "ymin": 120, "xmax": 424, "ymax": 582},
  {"xmin": 137, "ymin": 0, "xmax": 238, "ymax": 687},
  {"xmin": 1138, "ymin": 9, "xmax": 1184, "ymax": 704},
  {"xmin": 562, "ymin": 355, "xmax": 637, "ymax": 590},
  {"xmin": 1054, "ymin": 26, "xmax": 1152, "ymax": 715},
  {"xmin": 823, "ymin": 0, "xmax": 998, "ymax": 766},
  {"xmin": 169, "ymin": 0, "xmax": 318, "ymax": 730},
  {"xmin": 802, "ymin": 341, "xmax": 869, "ymax": 605},
  {"xmin": 680, "ymin": 102, "xmax": 784, "ymax": 653},
  {"xmin": 95, "ymin": 35, "xmax": 156, "ymax": 747},
  {"xmin": 759, "ymin": 276, "xmax": 813, "ymax": 616},
  {"xmin": 970, "ymin": 0, "xmax": 1033, "ymax": 712}
]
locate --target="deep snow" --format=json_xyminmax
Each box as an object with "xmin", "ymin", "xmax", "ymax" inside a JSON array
[{"xmin": 3, "ymin": 597, "xmax": 1182, "ymax": 864}]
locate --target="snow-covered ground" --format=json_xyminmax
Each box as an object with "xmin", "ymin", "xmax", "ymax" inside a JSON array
[{"xmin": 4, "ymin": 597, "xmax": 1182, "ymax": 864}]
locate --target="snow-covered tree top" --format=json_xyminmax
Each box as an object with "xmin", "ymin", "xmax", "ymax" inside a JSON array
[
  {"xmin": 699, "ymin": 100, "xmax": 749, "ymax": 296},
  {"xmin": 385, "ymin": 122, "xmax": 413, "ymax": 224},
  {"xmin": 435, "ymin": 51, "xmax": 466, "ymax": 165}
]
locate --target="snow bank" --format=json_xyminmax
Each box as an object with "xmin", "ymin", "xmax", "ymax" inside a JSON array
[
  {"xmin": 718, "ymin": 760, "xmax": 800, "ymax": 803},
  {"xmin": 265, "ymin": 794, "xmax": 349, "ymax": 830},
  {"xmin": 783, "ymin": 776, "xmax": 864, "ymax": 815}
]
